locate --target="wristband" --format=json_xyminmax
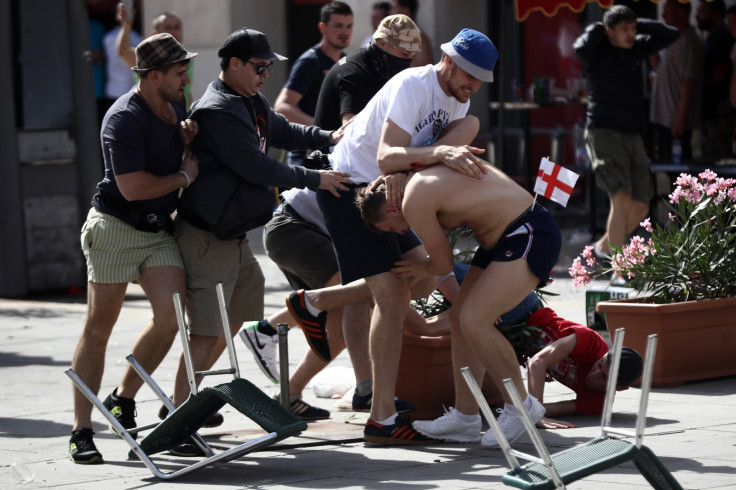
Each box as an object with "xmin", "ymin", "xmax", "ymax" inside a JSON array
[{"xmin": 178, "ymin": 170, "xmax": 191, "ymax": 188}]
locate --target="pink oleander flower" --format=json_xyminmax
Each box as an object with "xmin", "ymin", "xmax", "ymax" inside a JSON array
[
  {"xmin": 571, "ymin": 170, "xmax": 736, "ymax": 304},
  {"xmin": 640, "ymin": 218, "xmax": 653, "ymax": 233},
  {"xmin": 581, "ymin": 245, "xmax": 595, "ymax": 267},
  {"xmin": 569, "ymin": 256, "xmax": 592, "ymax": 287}
]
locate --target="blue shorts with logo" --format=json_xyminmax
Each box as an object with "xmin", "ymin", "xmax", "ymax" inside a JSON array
[{"xmin": 470, "ymin": 205, "xmax": 561, "ymax": 287}]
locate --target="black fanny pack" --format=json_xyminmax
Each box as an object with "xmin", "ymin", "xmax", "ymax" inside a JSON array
[{"xmin": 95, "ymin": 192, "xmax": 173, "ymax": 233}]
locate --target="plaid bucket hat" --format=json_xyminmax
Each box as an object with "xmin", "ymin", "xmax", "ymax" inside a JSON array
[{"xmin": 132, "ymin": 33, "xmax": 197, "ymax": 74}]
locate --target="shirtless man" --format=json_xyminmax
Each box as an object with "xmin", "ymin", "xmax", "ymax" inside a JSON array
[{"xmin": 356, "ymin": 161, "xmax": 562, "ymax": 446}]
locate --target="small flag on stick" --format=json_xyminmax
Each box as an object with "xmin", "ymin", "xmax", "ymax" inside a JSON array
[{"xmin": 533, "ymin": 157, "xmax": 579, "ymax": 207}]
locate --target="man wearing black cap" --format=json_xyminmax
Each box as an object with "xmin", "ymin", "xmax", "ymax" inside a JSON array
[
  {"xmin": 69, "ymin": 33, "xmax": 199, "ymax": 464},
  {"xmin": 526, "ymin": 309, "xmax": 643, "ymax": 422},
  {"xmin": 164, "ymin": 28, "xmax": 351, "ymax": 437}
]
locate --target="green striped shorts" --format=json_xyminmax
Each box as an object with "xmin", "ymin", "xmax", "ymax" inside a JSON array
[{"xmin": 81, "ymin": 208, "xmax": 184, "ymax": 284}]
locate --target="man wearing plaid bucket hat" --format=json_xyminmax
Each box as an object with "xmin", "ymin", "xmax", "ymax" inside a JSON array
[
  {"xmin": 69, "ymin": 33, "xmax": 199, "ymax": 464},
  {"xmin": 284, "ymin": 28, "xmax": 502, "ymax": 445}
]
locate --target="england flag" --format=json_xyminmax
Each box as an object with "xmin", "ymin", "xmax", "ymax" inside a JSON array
[{"xmin": 533, "ymin": 157, "xmax": 579, "ymax": 207}]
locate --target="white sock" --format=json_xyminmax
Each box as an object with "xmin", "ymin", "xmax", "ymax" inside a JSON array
[
  {"xmin": 523, "ymin": 395, "xmax": 532, "ymax": 410},
  {"xmin": 303, "ymin": 293, "xmax": 322, "ymax": 317},
  {"xmin": 455, "ymin": 410, "xmax": 481, "ymax": 423},
  {"xmin": 376, "ymin": 413, "xmax": 398, "ymax": 426}
]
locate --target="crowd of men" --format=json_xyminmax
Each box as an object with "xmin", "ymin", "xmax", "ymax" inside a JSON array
[{"xmin": 69, "ymin": 0, "xmax": 645, "ymax": 466}]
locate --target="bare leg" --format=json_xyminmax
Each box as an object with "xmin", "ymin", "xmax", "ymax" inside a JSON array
[
  {"xmin": 289, "ymin": 304, "xmax": 346, "ymax": 395},
  {"xmin": 303, "ymin": 278, "xmax": 373, "ymax": 311},
  {"xmin": 457, "ymin": 260, "xmax": 539, "ymax": 402},
  {"xmin": 596, "ymin": 191, "xmax": 649, "ymax": 255},
  {"xmin": 448, "ymin": 266, "xmax": 487, "ymax": 416},
  {"xmin": 342, "ymin": 303, "xmax": 372, "ymax": 385},
  {"xmin": 117, "ymin": 266, "xmax": 184, "ymax": 398},
  {"xmin": 171, "ymin": 332, "xmax": 221, "ymax": 406},
  {"xmin": 365, "ymin": 271, "xmax": 411, "ymax": 421},
  {"xmin": 72, "ymin": 282, "xmax": 127, "ymax": 430}
]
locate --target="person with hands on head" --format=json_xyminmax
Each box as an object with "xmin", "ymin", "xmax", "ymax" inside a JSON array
[
  {"xmin": 289, "ymin": 29, "xmax": 497, "ymax": 445},
  {"xmin": 116, "ymin": 3, "xmax": 194, "ymax": 109},
  {"xmin": 160, "ymin": 28, "xmax": 351, "ymax": 453},
  {"xmin": 573, "ymin": 5, "xmax": 678, "ymax": 260},
  {"xmin": 69, "ymin": 33, "xmax": 198, "ymax": 465}
]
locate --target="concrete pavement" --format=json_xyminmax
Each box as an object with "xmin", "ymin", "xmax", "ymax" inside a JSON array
[{"xmin": 1, "ymin": 224, "xmax": 735, "ymax": 489}]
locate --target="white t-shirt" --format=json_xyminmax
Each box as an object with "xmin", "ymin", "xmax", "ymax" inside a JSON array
[
  {"xmin": 329, "ymin": 64, "xmax": 470, "ymax": 183},
  {"xmin": 281, "ymin": 187, "xmax": 328, "ymax": 235}
]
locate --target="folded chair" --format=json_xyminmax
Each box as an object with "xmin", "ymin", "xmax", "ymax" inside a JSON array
[
  {"xmin": 462, "ymin": 328, "xmax": 683, "ymax": 490},
  {"xmin": 66, "ymin": 283, "xmax": 306, "ymax": 479}
]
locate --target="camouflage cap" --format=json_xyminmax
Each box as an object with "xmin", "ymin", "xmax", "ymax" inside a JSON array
[{"xmin": 373, "ymin": 14, "xmax": 422, "ymax": 52}]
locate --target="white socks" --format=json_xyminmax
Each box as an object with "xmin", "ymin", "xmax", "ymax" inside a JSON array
[{"xmin": 303, "ymin": 293, "xmax": 321, "ymax": 317}]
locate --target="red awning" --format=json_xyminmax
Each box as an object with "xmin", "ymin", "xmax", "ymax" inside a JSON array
[
  {"xmin": 515, "ymin": 0, "xmax": 706, "ymax": 21},
  {"xmin": 515, "ymin": 0, "xmax": 614, "ymax": 21}
]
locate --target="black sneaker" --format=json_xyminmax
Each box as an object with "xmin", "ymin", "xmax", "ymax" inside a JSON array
[
  {"xmin": 353, "ymin": 392, "xmax": 415, "ymax": 414},
  {"xmin": 285, "ymin": 290, "xmax": 331, "ymax": 362},
  {"xmin": 364, "ymin": 414, "xmax": 438, "ymax": 445},
  {"xmin": 158, "ymin": 402, "xmax": 224, "ymax": 428},
  {"xmin": 69, "ymin": 428, "xmax": 103, "ymax": 464},
  {"xmin": 102, "ymin": 388, "xmax": 137, "ymax": 440},
  {"xmin": 168, "ymin": 441, "xmax": 207, "ymax": 457},
  {"xmin": 288, "ymin": 398, "xmax": 331, "ymax": 421},
  {"xmin": 273, "ymin": 394, "xmax": 330, "ymax": 421}
]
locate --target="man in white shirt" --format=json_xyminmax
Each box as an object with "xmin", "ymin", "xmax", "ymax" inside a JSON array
[{"xmin": 287, "ymin": 29, "xmax": 498, "ymax": 444}]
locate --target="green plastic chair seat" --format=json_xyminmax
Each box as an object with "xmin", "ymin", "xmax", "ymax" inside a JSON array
[
  {"xmin": 502, "ymin": 437, "xmax": 640, "ymax": 489},
  {"xmin": 130, "ymin": 378, "xmax": 307, "ymax": 458}
]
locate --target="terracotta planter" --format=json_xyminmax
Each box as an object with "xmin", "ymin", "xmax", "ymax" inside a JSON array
[
  {"xmin": 395, "ymin": 333, "xmax": 503, "ymax": 419},
  {"xmin": 597, "ymin": 296, "xmax": 736, "ymax": 387}
]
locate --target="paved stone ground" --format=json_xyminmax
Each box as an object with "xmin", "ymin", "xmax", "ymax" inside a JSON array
[{"xmin": 1, "ymin": 224, "xmax": 735, "ymax": 489}]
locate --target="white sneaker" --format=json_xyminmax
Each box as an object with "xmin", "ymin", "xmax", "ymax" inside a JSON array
[
  {"xmin": 481, "ymin": 395, "xmax": 545, "ymax": 448},
  {"xmin": 239, "ymin": 321, "xmax": 279, "ymax": 384},
  {"xmin": 412, "ymin": 407, "xmax": 482, "ymax": 443}
]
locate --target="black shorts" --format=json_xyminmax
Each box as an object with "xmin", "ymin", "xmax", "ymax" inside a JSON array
[
  {"xmin": 263, "ymin": 204, "xmax": 338, "ymax": 290},
  {"xmin": 470, "ymin": 205, "xmax": 561, "ymax": 287},
  {"xmin": 317, "ymin": 185, "xmax": 422, "ymax": 284}
]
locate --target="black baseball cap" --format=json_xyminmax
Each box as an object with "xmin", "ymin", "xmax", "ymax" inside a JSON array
[
  {"xmin": 612, "ymin": 347, "xmax": 643, "ymax": 386},
  {"xmin": 218, "ymin": 28, "xmax": 287, "ymax": 62}
]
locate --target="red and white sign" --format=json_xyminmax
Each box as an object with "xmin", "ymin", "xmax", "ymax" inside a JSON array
[{"xmin": 534, "ymin": 157, "xmax": 579, "ymax": 207}]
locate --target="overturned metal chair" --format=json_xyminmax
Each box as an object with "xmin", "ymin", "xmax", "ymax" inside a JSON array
[
  {"xmin": 66, "ymin": 283, "xmax": 306, "ymax": 479},
  {"xmin": 462, "ymin": 328, "xmax": 683, "ymax": 490}
]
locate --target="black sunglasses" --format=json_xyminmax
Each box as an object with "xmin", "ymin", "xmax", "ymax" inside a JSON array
[{"xmin": 247, "ymin": 61, "xmax": 274, "ymax": 75}]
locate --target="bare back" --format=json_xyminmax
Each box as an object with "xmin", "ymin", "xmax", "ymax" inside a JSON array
[{"xmin": 403, "ymin": 164, "xmax": 534, "ymax": 250}]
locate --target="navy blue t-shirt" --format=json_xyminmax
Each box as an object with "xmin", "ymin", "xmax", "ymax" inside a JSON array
[
  {"xmin": 285, "ymin": 45, "xmax": 342, "ymax": 117},
  {"xmin": 93, "ymin": 88, "xmax": 186, "ymax": 220}
]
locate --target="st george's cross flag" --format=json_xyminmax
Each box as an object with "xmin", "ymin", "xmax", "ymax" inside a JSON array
[{"xmin": 533, "ymin": 157, "xmax": 579, "ymax": 207}]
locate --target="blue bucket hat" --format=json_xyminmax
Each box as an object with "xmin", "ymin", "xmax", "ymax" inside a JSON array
[{"xmin": 440, "ymin": 28, "xmax": 498, "ymax": 83}]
